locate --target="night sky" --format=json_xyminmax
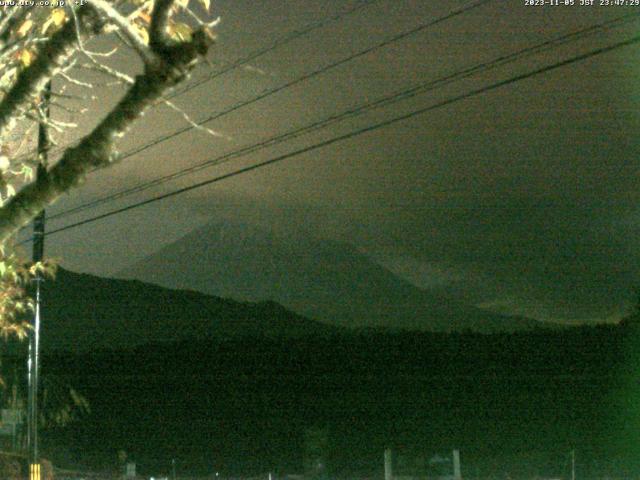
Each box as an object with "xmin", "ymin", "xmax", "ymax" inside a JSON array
[{"xmin": 22, "ymin": 0, "xmax": 640, "ymax": 324}]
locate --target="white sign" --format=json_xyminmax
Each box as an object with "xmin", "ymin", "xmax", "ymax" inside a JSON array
[{"xmin": 126, "ymin": 462, "xmax": 136, "ymax": 477}]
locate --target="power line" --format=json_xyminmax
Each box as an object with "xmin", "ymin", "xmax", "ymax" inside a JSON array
[
  {"xmin": 22, "ymin": 32, "xmax": 640, "ymax": 243},
  {"xmin": 15, "ymin": 0, "xmax": 485, "ymax": 167},
  {"xmin": 11, "ymin": 0, "xmax": 381, "ymax": 164},
  {"xmin": 16, "ymin": 0, "xmax": 494, "ymax": 227},
  {"xmin": 103, "ymin": 0, "xmax": 493, "ymax": 163},
  {"xmin": 22, "ymin": 0, "xmax": 492, "ymax": 166},
  {"xmin": 168, "ymin": 0, "xmax": 381, "ymax": 99},
  {"xmin": 45, "ymin": 11, "xmax": 640, "ymax": 223},
  {"xmin": 170, "ymin": 0, "xmax": 491, "ymax": 99}
]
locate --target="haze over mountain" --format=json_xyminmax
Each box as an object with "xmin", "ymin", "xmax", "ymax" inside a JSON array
[{"xmin": 118, "ymin": 221, "xmax": 553, "ymax": 332}]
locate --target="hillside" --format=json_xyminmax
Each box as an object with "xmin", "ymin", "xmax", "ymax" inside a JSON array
[{"xmin": 39, "ymin": 268, "xmax": 338, "ymax": 352}]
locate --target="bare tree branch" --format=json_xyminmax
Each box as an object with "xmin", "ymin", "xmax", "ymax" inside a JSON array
[
  {"xmin": 162, "ymin": 97, "xmax": 227, "ymax": 139},
  {"xmin": 149, "ymin": 0, "xmax": 174, "ymax": 51},
  {"xmin": 0, "ymin": 0, "xmax": 220, "ymax": 336},
  {"xmin": 90, "ymin": 0, "xmax": 154, "ymax": 64},
  {"xmin": 0, "ymin": 7, "xmax": 211, "ymax": 243},
  {"xmin": 0, "ymin": 6, "xmax": 33, "ymax": 47},
  {"xmin": 0, "ymin": 7, "xmax": 102, "ymax": 142},
  {"xmin": 79, "ymin": 61, "xmax": 135, "ymax": 85},
  {"xmin": 58, "ymin": 71, "xmax": 93, "ymax": 89}
]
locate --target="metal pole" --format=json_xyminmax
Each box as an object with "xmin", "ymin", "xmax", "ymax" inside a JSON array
[
  {"xmin": 384, "ymin": 448, "xmax": 393, "ymax": 480},
  {"xmin": 453, "ymin": 449, "xmax": 461, "ymax": 480},
  {"xmin": 28, "ymin": 80, "xmax": 50, "ymax": 478},
  {"xmin": 571, "ymin": 450, "xmax": 575, "ymax": 480}
]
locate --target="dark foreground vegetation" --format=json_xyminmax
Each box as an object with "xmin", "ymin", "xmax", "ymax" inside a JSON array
[{"xmin": 22, "ymin": 318, "xmax": 640, "ymax": 478}]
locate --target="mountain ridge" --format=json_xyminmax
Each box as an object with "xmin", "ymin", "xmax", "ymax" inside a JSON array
[
  {"xmin": 40, "ymin": 267, "xmax": 340, "ymax": 352},
  {"xmin": 118, "ymin": 220, "xmax": 556, "ymax": 333}
]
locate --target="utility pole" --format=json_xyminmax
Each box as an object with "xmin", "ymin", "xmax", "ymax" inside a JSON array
[
  {"xmin": 28, "ymin": 80, "xmax": 50, "ymax": 480},
  {"xmin": 452, "ymin": 449, "xmax": 461, "ymax": 480},
  {"xmin": 384, "ymin": 448, "xmax": 393, "ymax": 480},
  {"xmin": 571, "ymin": 449, "xmax": 576, "ymax": 480}
]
